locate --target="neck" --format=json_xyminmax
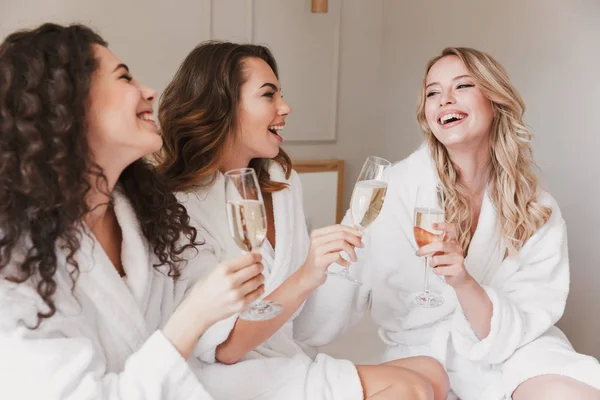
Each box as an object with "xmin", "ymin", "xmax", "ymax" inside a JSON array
[
  {"xmin": 83, "ymin": 162, "xmax": 123, "ymax": 230},
  {"xmin": 445, "ymin": 140, "xmax": 491, "ymax": 196},
  {"xmin": 220, "ymin": 150, "xmax": 252, "ymax": 173}
]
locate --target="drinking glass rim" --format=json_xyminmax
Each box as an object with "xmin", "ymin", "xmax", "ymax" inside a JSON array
[
  {"xmin": 224, "ymin": 168, "xmax": 255, "ymax": 177},
  {"xmin": 366, "ymin": 156, "xmax": 391, "ymax": 167}
]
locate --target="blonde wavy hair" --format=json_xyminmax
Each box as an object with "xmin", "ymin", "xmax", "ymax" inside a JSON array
[{"xmin": 416, "ymin": 47, "xmax": 551, "ymax": 255}]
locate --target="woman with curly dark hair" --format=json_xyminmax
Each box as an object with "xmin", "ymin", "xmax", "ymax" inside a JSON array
[{"xmin": 0, "ymin": 24, "xmax": 265, "ymax": 400}]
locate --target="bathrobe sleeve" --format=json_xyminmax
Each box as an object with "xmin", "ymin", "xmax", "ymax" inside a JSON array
[
  {"xmin": 0, "ymin": 282, "xmax": 213, "ymax": 400},
  {"xmin": 451, "ymin": 194, "xmax": 570, "ymax": 365}
]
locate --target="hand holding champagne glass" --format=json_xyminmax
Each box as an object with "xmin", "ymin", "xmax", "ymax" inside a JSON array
[
  {"xmin": 224, "ymin": 168, "xmax": 282, "ymax": 321},
  {"xmin": 328, "ymin": 156, "xmax": 391, "ymax": 286},
  {"xmin": 413, "ymin": 185, "xmax": 445, "ymax": 307}
]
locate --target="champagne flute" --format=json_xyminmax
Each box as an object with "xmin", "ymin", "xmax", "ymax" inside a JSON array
[
  {"xmin": 413, "ymin": 185, "xmax": 445, "ymax": 308},
  {"xmin": 328, "ymin": 156, "xmax": 391, "ymax": 286},
  {"xmin": 224, "ymin": 168, "xmax": 282, "ymax": 321}
]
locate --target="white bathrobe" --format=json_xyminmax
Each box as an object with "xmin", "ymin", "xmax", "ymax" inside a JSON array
[
  {"xmin": 295, "ymin": 145, "xmax": 600, "ymax": 400},
  {"xmin": 177, "ymin": 162, "xmax": 363, "ymax": 400},
  {"xmin": 0, "ymin": 187, "xmax": 214, "ymax": 400}
]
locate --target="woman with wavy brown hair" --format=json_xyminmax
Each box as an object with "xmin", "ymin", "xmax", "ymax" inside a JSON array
[
  {"xmin": 319, "ymin": 47, "xmax": 600, "ymax": 399},
  {"xmin": 157, "ymin": 41, "xmax": 449, "ymax": 400},
  {"xmin": 0, "ymin": 24, "xmax": 266, "ymax": 400}
]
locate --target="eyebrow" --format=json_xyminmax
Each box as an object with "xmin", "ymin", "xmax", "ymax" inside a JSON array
[
  {"xmin": 425, "ymin": 74, "xmax": 471, "ymax": 89},
  {"xmin": 113, "ymin": 63, "xmax": 130, "ymax": 73},
  {"xmin": 260, "ymin": 83, "xmax": 279, "ymax": 91}
]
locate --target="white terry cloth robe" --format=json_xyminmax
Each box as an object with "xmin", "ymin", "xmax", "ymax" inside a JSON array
[
  {"xmin": 0, "ymin": 187, "xmax": 215, "ymax": 400},
  {"xmin": 295, "ymin": 145, "xmax": 600, "ymax": 400},
  {"xmin": 177, "ymin": 161, "xmax": 363, "ymax": 400}
]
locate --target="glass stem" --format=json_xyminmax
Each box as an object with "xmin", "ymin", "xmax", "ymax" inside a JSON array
[
  {"xmin": 423, "ymin": 256, "xmax": 430, "ymax": 294},
  {"xmin": 340, "ymin": 261, "xmax": 352, "ymax": 277}
]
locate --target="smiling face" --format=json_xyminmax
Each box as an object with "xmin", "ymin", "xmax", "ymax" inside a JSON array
[
  {"xmin": 233, "ymin": 57, "xmax": 291, "ymax": 163},
  {"xmin": 423, "ymin": 55, "xmax": 494, "ymax": 151},
  {"xmin": 86, "ymin": 45, "xmax": 162, "ymax": 171}
]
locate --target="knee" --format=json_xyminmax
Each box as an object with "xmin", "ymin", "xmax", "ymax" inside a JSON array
[
  {"xmin": 513, "ymin": 375, "xmax": 595, "ymax": 400},
  {"xmin": 415, "ymin": 356, "xmax": 450, "ymax": 398},
  {"xmin": 403, "ymin": 372, "xmax": 435, "ymax": 400}
]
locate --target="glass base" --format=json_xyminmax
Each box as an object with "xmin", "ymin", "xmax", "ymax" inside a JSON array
[
  {"xmin": 239, "ymin": 300, "xmax": 282, "ymax": 321},
  {"xmin": 326, "ymin": 270, "xmax": 363, "ymax": 286},
  {"xmin": 414, "ymin": 291, "xmax": 444, "ymax": 308}
]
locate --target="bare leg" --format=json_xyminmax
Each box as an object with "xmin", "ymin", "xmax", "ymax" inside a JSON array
[
  {"xmin": 356, "ymin": 362, "xmax": 434, "ymax": 400},
  {"xmin": 384, "ymin": 356, "xmax": 450, "ymax": 400},
  {"xmin": 513, "ymin": 374, "xmax": 600, "ymax": 400}
]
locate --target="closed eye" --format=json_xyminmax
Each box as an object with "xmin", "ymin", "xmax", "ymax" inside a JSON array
[
  {"xmin": 120, "ymin": 74, "xmax": 133, "ymax": 82},
  {"xmin": 426, "ymin": 91, "xmax": 439, "ymax": 98},
  {"xmin": 263, "ymin": 92, "xmax": 275, "ymax": 98},
  {"xmin": 457, "ymin": 83, "xmax": 474, "ymax": 89}
]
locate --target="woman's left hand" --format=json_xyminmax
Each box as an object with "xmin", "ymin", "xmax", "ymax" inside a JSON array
[{"xmin": 415, "ymin": 222, "xmax": 472, "ymax": 288}]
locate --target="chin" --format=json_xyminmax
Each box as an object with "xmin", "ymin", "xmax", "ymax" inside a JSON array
[
  {"xmin": 261, "ymin": 145, "xmax": 281, "ymax": 159},
  {"xmin": 139, "ymin": 134, "xmax": 163, "ymax": 157},
  {"xmin": 432, "ymin": 130, "xmax": 467, "ymax": 147}
]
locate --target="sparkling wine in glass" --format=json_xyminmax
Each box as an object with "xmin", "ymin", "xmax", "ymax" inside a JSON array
[
  {"xmin": 413, "ymin": 185, "xmax": 445, "ymax": 308},
  {"xmin": 328, "ymin": 156, "xmax": 391, "ymax": 286},
  {"xmin": 225, "ymin": 168, "xmax": 282, "ymax": 321}
]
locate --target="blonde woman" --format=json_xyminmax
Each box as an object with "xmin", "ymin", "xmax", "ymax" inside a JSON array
[{"xmin": 295, "ymin": 47, "xmax": 600, "ymax": 399}]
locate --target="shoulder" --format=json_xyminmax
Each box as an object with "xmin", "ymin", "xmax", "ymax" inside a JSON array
[
  {"xmin": 389, "ymin": 144, "xmax": 433, "ymax": 179},
  {"xmin": 386, "ymin": 145, "xmax": 436, "ymax": 202},
  {"xmin": 288, "ymin": 169, "xmax": 302, "ymax": 188},
  {"xmin": 519, "ymin": 190, "xmax": 566, "ymax": 254}
]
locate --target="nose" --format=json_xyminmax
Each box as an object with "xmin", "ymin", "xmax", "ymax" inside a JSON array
[
  {"xmin": 439, "ymin": 90, "xmax": 455, "ymax": 107},
  {"xmin": 136, "ymin": 81, "xmax": 158, "ymax": 105},
  {"xmin": 278, "ymin": 95, "xmax": 291, "ymax": 116}
]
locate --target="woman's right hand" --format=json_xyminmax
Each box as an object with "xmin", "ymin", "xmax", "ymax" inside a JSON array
[
  {"xmin": 163, "ymin": 252, "xmax": 265, "ymax": 358},
  {"xmin": 189, "ymin": 252, "xmax": 265, "ymax": 325},
  {"xmin": 298, "ymin": 224, "xmax": 364, "ymax": 291}
]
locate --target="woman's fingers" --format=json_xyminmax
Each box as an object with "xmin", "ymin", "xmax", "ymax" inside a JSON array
[
  {"xmin": 433, "ymin": 222, "xmax": 458, "ymax": 241},
  {"xmin": 416, "ymin": 240, "xmax": 461, "ymax": 257},
  {"xmin": 310, "ymin": 224, "xmax": 363, "ymax": 241},
  {"xmin": 316, "ymin": 239, "xmax": 357, "ymax": 262},
  {"xmin": 430, "ymin": 253, "xmax": 463, "ymax": 268}
]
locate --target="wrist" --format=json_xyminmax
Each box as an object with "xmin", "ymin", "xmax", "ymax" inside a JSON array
[
  {"xmin": 176, "ymin": 299, "xmax": 214, "ymax": 338},
  {"xmin": 163, "ymin": 309, "xmax": 205, "ymax": 360},
  {"xmin": 296, "ymin": 264, "xmax": 320, "ymax": 294},
  {"xmin": 452, "ymin": 272, "xmax": 477, "ymax": 292}
]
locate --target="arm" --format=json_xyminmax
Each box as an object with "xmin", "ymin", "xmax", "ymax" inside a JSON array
[
  {"xmin": 453, "ymin": 276, "xmax": 493, "ymax": 339},
  {"xmin": 425, "ymin": 207, "xmax": 569, "ymax": 365},
  {"xmin": 420, "ymin": 221, "xmax": 493, "ymax": 339},
  {"xmin": 215, "ymin": 225, "xmax": 363, "ymax": 365},
  {"xmin": 453, "ymin": 218, "xmax": 569, "ymax": 364},
  {"xmin": 293, "ymin": 210, "xmax": 373, "ymax": 347},
  {"xmin": 0, "ymin": 252, "xmax": 264, "ymax": 400},
  {"xmin": 0, "ymin": 282, "xmax": 211, "ymax": 400}
]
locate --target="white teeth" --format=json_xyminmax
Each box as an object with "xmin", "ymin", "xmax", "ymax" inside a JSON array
[
  {"xmin": 268, "ymin": 125, "xmax": 284, "ymax": 131},
  {"xmin": 440, "ymin": 113, "xmax": 466, "ymax": 124},
  {"xmin": 138, "ymin": 113, "xmax": 155, "ymax": 122}
]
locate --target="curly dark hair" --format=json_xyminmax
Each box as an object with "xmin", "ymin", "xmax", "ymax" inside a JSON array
[
  {"xmin": 0, "ymin": 23, "xmax": 198, "ymax": 327},
  {"xmin": 157, "ymin": 41, "xmax": 292, "ymax": 194}
]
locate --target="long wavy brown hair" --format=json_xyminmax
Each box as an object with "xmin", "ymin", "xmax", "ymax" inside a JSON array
[
  {"xmin": 416, "ymin": 47, "xmax": 551, "ymax": 255},
  {"xmin": 157, "ymin": 41, "xmax": 291, "ymax": 193},
  {"xmin": 0, "ymin": 23, "xmax": 198, "ymax": 327}
]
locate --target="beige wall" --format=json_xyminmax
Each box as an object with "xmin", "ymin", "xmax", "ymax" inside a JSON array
[
  {"xmin": 377, "ymin": 0, "xmax": 600, "ymax": 359},
  {"xmin": 1, "ymin": 0, "xmax": 212, "ymax": 99},
  {"xmin": 2, "ymin": 0, "xmax": 599, "ymax": 359}
]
